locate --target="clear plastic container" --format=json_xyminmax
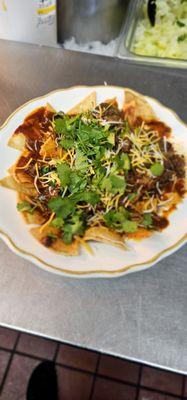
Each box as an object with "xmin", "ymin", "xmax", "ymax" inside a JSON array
[{"xmin": 117, "ymin": 0, "xmax": 187, "ymax": 69}]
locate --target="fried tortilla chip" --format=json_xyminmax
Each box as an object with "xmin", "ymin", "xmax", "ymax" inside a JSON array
[
  {"xmin": 22, "ymin": 211, "xmax": 46, "ymax": 225},
  {"xmin": 46, "ymin": 103, "xmax": 57, "ymax": 113},
  {"xmin": 103, "ymin": 98, "xmax": 117, "ymax": 106},
  {"xmin": 31, "ymin": 226, "xmax": 79, "ymax": 255},
  {"xmin": 144, "ymin": 120, "xmax": 171, "ymax": 137},
  {"xmin": 84, "ymin": 226, "xmax": 126, "ymax": 249},
  {"xmin": 0, "ymin": 175, "xmax": 37, "ymax": 195},
  {"xmin": 123, "ymin": 88, "xmax": 156, "ymax": 126},
  {"xmin": 126, "ymin": 228, "xmax": 152, "ymax": 241},
  {"xmin": 12, "ymin": 150, "xmax": 35, "ymax": 185},
  {"xmin": 8, "ymin": 106, "xmax": 54, "ymax": 151},
  {"xmin": 8, "ymin": 132, "xmax": 26, "ymax": 151},
  {"xmin": 17, "ymin": 193, "xmax": 46, "ymax": 225},
  {"xmin": 39, "ymin": 137, "xmax": 62, "ymax": 158},
  {"xmin": 67, "ymin": 91, "xmax": 97, "ymax": 115}
]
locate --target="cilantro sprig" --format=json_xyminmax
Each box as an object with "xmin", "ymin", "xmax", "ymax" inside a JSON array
[
  {"xmin": 38, "ymin": 104, "xmax": 174, "ymax": 245},
  {"xmin": 104, "ymin": 207, "xmax": 138, "ymax": 233},
  {"xmin": 17, "ymin": 201, "xmax": 35, "ymax": 214}
]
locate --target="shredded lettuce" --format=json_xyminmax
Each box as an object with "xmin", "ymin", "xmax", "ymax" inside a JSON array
[{"xmin": 132, "ymin": 0, "xmax": 187, "ymax": 60}]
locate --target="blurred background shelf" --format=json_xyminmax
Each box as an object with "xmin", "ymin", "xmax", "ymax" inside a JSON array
[{"xmin": 0, "ymin": 0, "xmax": 186, "ymax": 67}]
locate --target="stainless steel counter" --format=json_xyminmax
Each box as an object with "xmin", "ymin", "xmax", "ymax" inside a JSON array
[{"xmin": 0, "ymin": 39, "xmax": 187, "ymax": 374}]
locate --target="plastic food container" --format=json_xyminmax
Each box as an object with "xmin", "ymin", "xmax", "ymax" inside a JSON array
[{"xmin": 117, "ymin": 0, "xmax": 187, "ymax": 68}]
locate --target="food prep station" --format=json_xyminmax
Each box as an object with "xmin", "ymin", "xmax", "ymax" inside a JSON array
[
  {"xmin": 0, "ymin": 0, "xmax": 187, "ymax": 375},
  {"xmin": 117, "ymin": 0, "xmax": 187, "ymax": 68},
  {"xmin": 0, "ymin": 0, "xmax": 186, "ymax": 66},
  {"xmin": 58, "ymin": 0, "xmax": 187, "ymax": 68}
]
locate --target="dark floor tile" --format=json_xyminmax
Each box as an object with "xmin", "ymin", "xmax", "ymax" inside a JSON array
[
  {"xmin": 141, "ymin": 366, "xmax": 183, "ymax": 396},
  {"xmin": 184, "ymin": 376, "xmax": 187, "ymax": 397},
  {"xmin": 17, "ymin": 333, "xmax": 57, "ymax": 360},
  {"xmin": 138, "ymin": 389, "xmax": 180, "ymax": 400},
  {"xmin": 56, "ymin": 344, "xmax": 98, "ymax": 372},
  {"xmin": 56, "ymin": 365, "xmax": 93, "ymax": 400},
  {"xmin": 0, "ymin": 327, "xmax": 18, "ymax": 350},
  {"xmin": 1, "ymin": 354, "xmax": 39, "ymax": 400},
  {"xmin": 98, "ymin": 354, "xmax": 140, "ymax": 384},
  {"xmin": 0, "ymin": 350, "xmax": 11, "ymax": 386},
  {"xmin": 92, "ymin": 377, "xmax": 136, "ymax": 400}
]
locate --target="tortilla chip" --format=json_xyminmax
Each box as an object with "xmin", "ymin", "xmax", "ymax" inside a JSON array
[
  {"xmin": 22, "ymin": 211, "xmax": 46, "ymax": 225},
  {"xmin": 84, "ymin": 226, "xmax": 126, "ymax": 249},
  {"xmin": 126, "ymin": 228, "xmax": 152, "ymax": 241},
  {"xmin": 102, "ymin": 98, "xmax": 117, "ymax": 106},
  {"xmin": 39, "ymin": 137, "xmax": 61, "ymax": 158},
  {"xmin": 8, "ymin": 132, "xmax": 26, "ymax": 151},
  {"xmin": 46, "ymin": 103, "xmax": 57, "ymax": 113},
  {"xmin": 67, "ymin": 91, "xmax": 97, "ymax": 115},
  {"xmin": 31, "ymin": 226, "xmax": 79, "ymax": 255},
  {"xmin": 15, "ymin": 170, "xmax": 34, "ymax": 185},
  {"xmin": 144, "ymin": 120, "xmax": 171, "ymax": 137},
  {"xmin": 11, "ymin": 151, "xmax": 34, "ymax": 185},
  {"xmin": 123, "ymin": 88, "xmax": 156, "ymax": 126},
  {"xmin": 8, "ymin": 165, "xmax": 15, "ymax": 175},
  {"xmin": 0, "ymin": 175, "xmax": 37, "ymax": 195},
  {"xmin": 8, "ymin": 107, "xmax": 54, "ymax": 152},
  {"xmin": 17, "ymin": 193, "xmax": 46, "ymax": 225}
]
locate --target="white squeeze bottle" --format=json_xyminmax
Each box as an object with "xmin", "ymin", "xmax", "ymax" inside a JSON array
[{"xmin": 0, "ymin": 0, "xmax": 57, "ymax": 46}]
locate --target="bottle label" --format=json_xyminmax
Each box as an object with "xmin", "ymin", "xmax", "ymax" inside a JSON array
[{"xmin": 37, "ymin": 0, "xmax": 56, "ymax": 27}]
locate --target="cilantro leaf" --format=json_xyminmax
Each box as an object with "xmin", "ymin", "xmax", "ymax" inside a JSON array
[
  {"xmin": 41, "ymin": 166, "xmax": 50, "ymax": 175},
  {"xmin": 143, "ymin": 213, "xmax": 153, "ymax": 227},
  {"xmin": 101, "ymin": 174, "xmax": 126, "ymax": 194},
  {"xmin": 51, "ymin": 217, "xmax": 64, "ymax": 229},
  {"xmin": 104, "ymin": 208, "xmax": 130, "ymax": 230},
  {"xmin": 76, "ymin": 121, "xmax": 108, "ymax": 154},
  {"xmin": 104, "ymin": 207, "xmax": 137, "ymax": 233},
  {"xmin": 75, "ymin": 149, "xmax": 89, "ymax": 172},
  {"xmin": 63, "ymin": 214, "xmax": 86, "ymax": 244},
  {"xmin": 70, "ymin": 191, "xmax": 100, "ymax": 206},
  {"xmin": 92, "ymin": 167, "xmax": 106, "ymax": 186},
  {"xmin": 54, "ymin": 117, "xmax": 66, "ymax": 134},
  {"xmin": 121, "ymin": 153, "xmax": 131, "ymax": 170},
  {"xmin": 69, "ymin": 172, "xmax": 87, "ymax": 194},
  {"xmin": 82, "ymin": 191, "xmax": 100, "ymax": 205},
  {"xmin": 107, "ymin": 132, "xmax": 115, "ymax": 146},
  {"xmin": 56, "ymin": 163, "xmax": 71, "ymax": 187},
  {"xmin": 122, "ymin": 220, "xmax": 137, "ymax": 233},
  {"xmin": 48, "ymin": 197, "xmax": 75, "ymax": 218},
  {"xmin": 63, "ymin": 230, "xmax": 73, "ymax": 245},
  {"xmin": 59, "ymin": 138, "xmax": 74, "ymax": 150},
  {"xmin": 17, "ymin": 201, "xmax": 34, "ymax": 214}
]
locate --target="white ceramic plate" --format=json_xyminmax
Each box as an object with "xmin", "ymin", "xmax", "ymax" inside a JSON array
[{"xmin": 0, "ymin": 86, "xmax": 186, "ymax": 278}]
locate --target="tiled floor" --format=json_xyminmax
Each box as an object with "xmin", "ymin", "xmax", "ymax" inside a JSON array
[{"xmin": 0, "ymin": 326, "xmax": 186, "ymax": 400}]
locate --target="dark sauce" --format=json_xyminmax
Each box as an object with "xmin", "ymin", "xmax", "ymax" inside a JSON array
[
  {"xmin": 41, "ymin": 236, "xmax": 53, "ymax": 247},
  {"xmin": 95, "ymin": 101, "xmax": 123, "ymax": 121},
  {"xmin": 14, "ymin": 107, "xmax": 54, "ymax": 153},
  {"xmin": 152, "ymin": 214, "xmax": 169, "ymax": 230},
  {"xmin": 144, "ymin": 120, "xmax": 171, "ymax": 137}
]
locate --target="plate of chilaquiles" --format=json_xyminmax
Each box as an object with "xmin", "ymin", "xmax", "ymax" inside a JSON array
[{"xmin": 0, "ymin": 86, "xmax": 186, "ymax": 277}]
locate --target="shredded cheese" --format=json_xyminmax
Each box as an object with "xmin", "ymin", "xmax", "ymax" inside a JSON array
[
  {"xmin": 39, "ymin": 212, "xmax": 55, "ymax": 233},
  {"xmin": 34, "ymin": 176, "xmax": 40, "ymax": 193},
  {"xmin": 42, "ymin": 151, "xmax": 47, "ymax": 162},
  {"xmin": 35, "ymin": 162, "xmax": 39, "ymax": 178},
  {"xmin": 16, "ymin": 158, "xmax": 33, "ymax": 170},
  {"xmin": 76, "ymin": 236, "xmax": 94, "ymax": 255}
]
